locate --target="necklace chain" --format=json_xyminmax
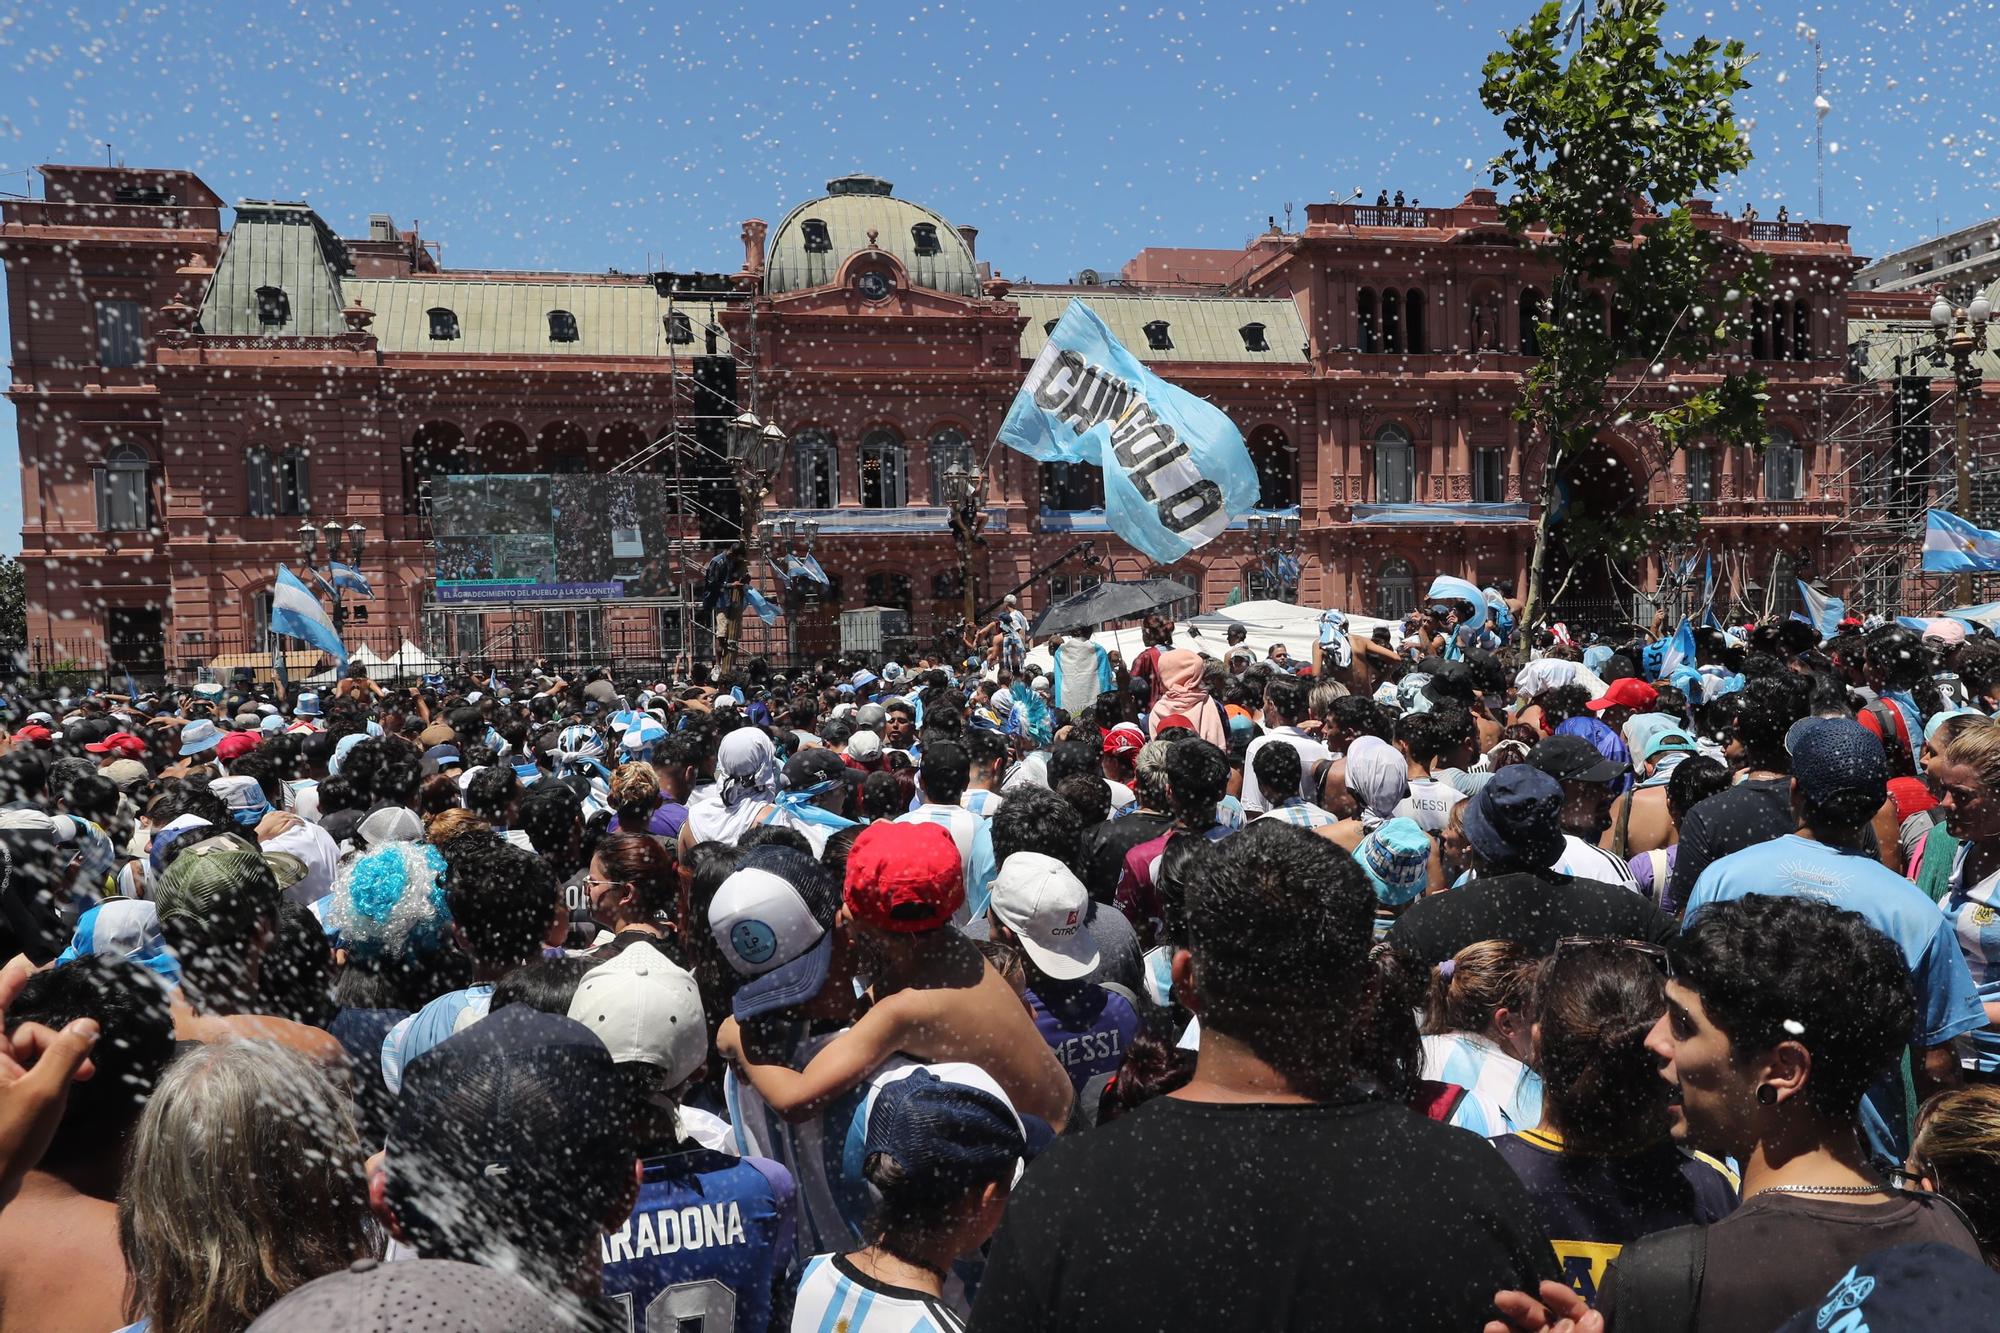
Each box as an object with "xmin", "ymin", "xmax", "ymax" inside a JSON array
[{"xmin": 1751, "ymin": 1182, "xmax": 1888, "ymax": 1199}]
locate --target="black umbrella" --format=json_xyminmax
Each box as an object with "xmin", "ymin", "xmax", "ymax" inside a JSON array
[{"xmin": 1028, "ymin": 577, "xmax": 1198, "ymax": 639}]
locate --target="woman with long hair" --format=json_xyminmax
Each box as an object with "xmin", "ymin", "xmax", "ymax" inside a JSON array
[
  {"xmin": 1492, "ymin": 940, "xmax": 1736, "ymax": 1306},
  {"xmin": 117, "ymin": 1042, "xmax": 373, "ymax": 1333},
  {"xmin": 1418, "ymin": 939, "xmax": 1542, "ymax": 1136},
  {"xmin": 1910, "ymin": 1085, "xmax": 2000, "ymax": 1267},
  {"xmin": 582, "ymin": 830, "xmax": 680, "ymax": 959},
  {"xmin": 1934, "ymin": 721, "xmax": 2000, "ymax": 1079}
]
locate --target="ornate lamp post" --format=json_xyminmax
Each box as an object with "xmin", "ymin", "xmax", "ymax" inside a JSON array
[
  {"xmin": 944, "ymin": 460, "xmax": 987, "ymax": 631},
  {"xmin": 758, "ymin": 515, "xmax": 820, "ymax": 666},
  {"xmin": 1928, "ymin": 292, "xmax": 1996, "ymax": 604},
  {"xmin": 716, "ymin": 412, "xmax": 789, "ymax": 677},
  {"xmin": 1246, "ymin": 513, "xmax": 1304, "ymax": 602},
  {"xmin": 297, "ymin": 519, "xmax": 367, "ymax": 633}
]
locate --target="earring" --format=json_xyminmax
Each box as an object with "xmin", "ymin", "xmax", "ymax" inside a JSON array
[{"xmin": 1756, "ymin": 1084, "xmax": 1777, "ymax": 1106}]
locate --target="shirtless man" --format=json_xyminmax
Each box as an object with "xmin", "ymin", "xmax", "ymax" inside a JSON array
[
  {"xmin": 719, "ymin": 821, "xmax": 1074, "ymax": 1132},
  {"xmin": 1601, "ymin": 730, "xmax": 1699, "ymax": 858}
]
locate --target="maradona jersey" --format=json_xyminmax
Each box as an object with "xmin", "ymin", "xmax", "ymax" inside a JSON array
[{"xmin": 601, "ymin": 1147, "xmax": 799, "ymax": 1333}]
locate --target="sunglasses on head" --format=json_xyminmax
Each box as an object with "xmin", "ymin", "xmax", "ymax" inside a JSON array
[{"xmin": 1553, "ymin": 935, "xmax": 1674, "ymax": 977}]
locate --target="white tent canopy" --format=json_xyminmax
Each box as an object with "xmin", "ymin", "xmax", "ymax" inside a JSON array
[
  {"xmin": 1025, "ymin": 599, "xmax": 1396, "ymax": 672},
  {"xmin": 302, "ymin": 640, "xmax": 444, "ymax": 684}
]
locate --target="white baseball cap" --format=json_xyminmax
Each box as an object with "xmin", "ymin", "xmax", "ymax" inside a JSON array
[
  {"xmin": 847, "ymin": 729, "xmax": 883, "ymax": 762},
  {"xmin": 707, "ymin": 847, "xmax": 841, "ymax": 1020},
  {"xmin": 568, "ymin": 942, "xmax": 707, "ymax": 1086},
  {"xmin": 987, "ymin": 852, "xmax": 1099, "ymax": 981}
]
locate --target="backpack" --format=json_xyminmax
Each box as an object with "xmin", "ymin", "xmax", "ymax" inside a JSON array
[{"xmin": 1861, "ymin": 699, "xmax": 1918, "ymax": 778}]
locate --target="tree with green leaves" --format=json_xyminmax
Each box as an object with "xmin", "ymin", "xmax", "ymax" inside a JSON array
[
  {"xmin": 1481, "ymin": 0, "xmax": 1769, "ymax": 630},
  {"xmin": 0, "ymin": 556, "xmax": 24, "ymax": 650}
]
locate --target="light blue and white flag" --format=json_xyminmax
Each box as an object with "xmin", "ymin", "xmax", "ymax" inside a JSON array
[
  {"xmin": 1427, "ymin": 575, "xmax": 1490, "ymax": 634},
  {"xmin": 786, "ymin": 554, "xmax": 831, "ymax": 587},
  {"xmin": 1000, "ymin": 300, "xmax": 1259, "ymax": 564},
  {"xmin": 744, "ymin": 586, "xmax": 781, "ymax": 626},
  {"xmin": 328, "ymin": 561, "xmax": 374, "ymax": 598},
  {"xmin": 1698, "ymin": 553, "xmax": 1719, "ymax": 626},
  {"xmin": 1796, "ymin": 580, "xmax": 1845, "ymax": 640},
  {"xmin": 269, "ymin": 565, "xmax": 348, "ymax": 671},
  {"xmin": 1659, "ymin": 617, "xmax": 1698, "ymax": 676},
  {"xmin": 1924, "ymin": 509, "xmax": 2000, "ymax": 573}
]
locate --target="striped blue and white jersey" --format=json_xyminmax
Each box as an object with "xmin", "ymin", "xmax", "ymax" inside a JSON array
[
  {"xmin": 958, "ymin": 789, "xmax": 1005, "ymax": 820},
  {"xmin": 380, "ymin": 984, "xmax": 493, "ymax": 1093},
  {"xmin": 790, "ymin": 1253, "xmax": 966, "ymax": 1333},
  {"xmin": 1420, "ymin": 1032, "xmax": 1544, "ymax": 1138}
]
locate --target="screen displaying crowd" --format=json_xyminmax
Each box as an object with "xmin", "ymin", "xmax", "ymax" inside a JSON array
[
  {"xmin": 432, "ymin": 474, "xmax": 681, "ymax": 595},
  {"xmin": 1, "ymin": 595, "xmax": 1999, "ymax": 1333}
]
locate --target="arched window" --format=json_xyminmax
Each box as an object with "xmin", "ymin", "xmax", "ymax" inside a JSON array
[
  {"xmin": 96, "ymin": 445, "xmax": 150, "ymax": 532},
  {"xmin": 864, "ymin": 571, "xmax": 913, "ymax": 610},
  {"xmin": 1357, "ymin": 289, "xmax": 1378, "ymax": 354},
  {"xmin": 1763, "ymin": 427, "xmax": 1804, "ymax": 501},
  {"xmin": 792, "ymin": 429, "xmax": 837, "ymax": 508},
  {"xmin": 1750, "ymin": 301, "xmax": 1770, "ymax": 360},
  {"xmin": 858, "ymin": 429, "xmax": 906, "ymax": 509},
  {"xmin": 664, "ymin": 312, "xmax": 694, "ymax": 345},
  {"xmin": 1792, "ymin": 300, "xmax": 1811, "ymax": 360},
  {"xmin": 272, "ymin": 449, "xmax": 310, "ymax": 515},
  {"xmin": 1405, "ymin": 289, "xmax": 1426, "ymax": 354},
  {"xmin": 1374, "ymin": 426, "xmax": 1415, "ymax": 504},
  {"xmin": 1770, "ymin": 298, "xmax": 1791, "ymax": 361},
  {"xmin": 800, "ymin": 219, "xmax": 833, "ymax": 254},
  {"xmin": 252, "ymin": 590, "xmax": 276, "ymax": 653},
  {"xmin": 406, "ymin": 421, "xmax": 466, "ymax": 516},
  {"xmin": 1247, "ymin": 426, "xmax": 1296, "ymax": 510},
  {"xmin": 1381, "ymin": 288, "xmax": 1402, "ymax": 355},
  {"xmin": 1686, "ymin": 447, "xmax": 1717, "ymax": 504},
  {"xmin": 547, "ymin": 310, "xmax": 579, "ymax": 343},
  {"xmin": 1377, "ymin": 557, "xmax": 1417, "ymax": 619},
  {"xmin": 927, "ymin": 426, "xmax": 974, "ymax": 505},
  {"xmin": 1519, "ymin": 288, "xmax": 1544, "ymax": 356},
  {"xmin": 1768, "ymin": 551, "xmax": 1801, "ymax": 620},
  {"xmin": 910, "ymin": 222, "xmax": 941, "ymax": 256},
  {"xmin": 427, "ymin": 308, "xmax": 460, "ymax": 341}
]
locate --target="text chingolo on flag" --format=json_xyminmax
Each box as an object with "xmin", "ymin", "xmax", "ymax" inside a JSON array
[{"xmin": 999, "ymin": 300, "xmax": 1261, "ymax": 565}]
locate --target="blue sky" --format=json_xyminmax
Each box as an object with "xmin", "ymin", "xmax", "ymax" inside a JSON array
[{"xmin": 4, "ymin": 0, "xmax": 1998, "ymax": 555}]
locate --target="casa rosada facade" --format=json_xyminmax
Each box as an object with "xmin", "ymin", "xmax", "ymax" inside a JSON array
[{"xmin": 0, "ymin": 163, "xmax": 1948, "ymax": 679}]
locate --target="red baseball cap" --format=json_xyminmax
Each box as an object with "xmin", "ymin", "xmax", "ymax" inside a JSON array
[
  {"xmin": 215, "ymin": 732, "xmax": 261, "ymax": 761},
  {"xmin": 11, "ymin": 726, "xmax": 53, "ymax": 744},
  {"xmin": 843, "ymin": 822, "xmax": 963, "ymax": 933},
  {"xmin": 1586, "ymin": 678, "xmax": 1658, "ymax": 712},
  {"xmin": 85, "ymin": 731, "xmax": 147, "ymax": 756}
]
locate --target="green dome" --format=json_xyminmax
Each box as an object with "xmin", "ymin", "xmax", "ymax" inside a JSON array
[{"xmin": 765, "ymin": 175, "xmax": 979, "ymax": 297}]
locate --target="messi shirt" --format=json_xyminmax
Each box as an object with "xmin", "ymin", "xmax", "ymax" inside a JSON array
[
  {"xmin": 1490, "ymin": 1127, "xmax": 1737, "ymax": 1306},
  {"xmin": 601, "ymin": 1147, "xmax": 799, "ymax": 1333}
]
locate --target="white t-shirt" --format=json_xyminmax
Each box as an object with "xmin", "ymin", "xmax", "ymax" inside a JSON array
[
  {"xmin": 1554, "ymin": 833, "xmax": 1641, "ymax": 891},
  {"xmin": 1394, "ymin": 777, "xmax": 1467, "ymax": 835},
  {"xmin": 1240, "ymin": 728, "xmax": 1332, "ymax": 813}
]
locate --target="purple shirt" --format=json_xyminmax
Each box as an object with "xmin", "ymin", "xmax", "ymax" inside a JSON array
[
  {"xmin": 611, "ymin": 801, "xmax": 687, "ymax": 840},
  {"xmin": 1028, "ymin": 981, "xmax": 1142, "ymax": 1094}
]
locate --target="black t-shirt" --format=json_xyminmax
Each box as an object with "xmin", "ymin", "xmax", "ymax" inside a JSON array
[
  {"xmin": 1490, "ymin": 1130, "xmax": 1737, "ymax": 1306},
  {"xmin": 1078, "ymin": 811, "xmax": 1173, "ymax": 905},
  {"xmin": 968, "ymin": 1094, "xmax": 1557, "ymax": 1332},
  {"xmin": 1386, "ymin": 870, "xmax": 1677, "ymax": 962},
  {"xmin": 1600, "ymin": 1190, "xmax": 1981, "ymax": 1333},
  {"xmin": 1666, "ymin": 777, "xmax": 1794, "ymax": 909}
]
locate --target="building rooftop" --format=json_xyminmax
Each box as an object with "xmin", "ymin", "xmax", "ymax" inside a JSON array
[{"xmin": 1010, "ymin": 290, "xmax": 1307, "ymax": 364}]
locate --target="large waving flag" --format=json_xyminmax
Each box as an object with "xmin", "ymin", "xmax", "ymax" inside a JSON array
[
  {"xmin": 744, "ymin": 586, "xmax": 781, "ymax": 626},
  {"xmin": 328, "ymin": 561, "xmax": 374, "ymax": 598},
  {"xmin": 1427, "ymin": 575, "xmax": 1490, "ymax": 634},
  {"xmin": 1796, "ymin": 580, "xmax": 1845, "ymax": 640},
  {"xmin": 1001, "ymin": 300, "xmax": 1259, "ymax": 564},
  {"xmin": 1924, "ymin": 509, "xmax": 2000, "ymax": 573},
  {"xmin": 1659, "ymin": 618, "xmax": 1698, "ymax": 676},
  {"xmin": 269, "ymin": 565, "xmax": 348, "ymax": 670}
]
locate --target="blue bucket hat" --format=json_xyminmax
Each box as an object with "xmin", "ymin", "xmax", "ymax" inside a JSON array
[
  {"xmin": 1352, "ymin": 816, "xmax": 1431, "ymax": 907},
  {"xmin": 177, "ymin": 719, "xmax": 223, "ymax": 756}
]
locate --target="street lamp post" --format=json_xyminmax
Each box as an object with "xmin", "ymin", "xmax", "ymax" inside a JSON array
[
  {"xmin": 944, "ymin": 461, "xmax": 986, "ymax": 632},
  {"xmin": 297, "ymin": 518, "xmax": 367, "ymax": 632},
  {"xmin": 1928, "ymin": 293, "xmax": 1996, "ymax": 604},
  {"xmin": 1246, "ymin": 513, "xmax": 1304, "ymax": 602},
  {"xmin": 763, "ymin": 515, "xmax": 819, "ymax": 667},
  {"xmin": 716, "ymin": 413, "xmax": 789, "ymax": 678}
]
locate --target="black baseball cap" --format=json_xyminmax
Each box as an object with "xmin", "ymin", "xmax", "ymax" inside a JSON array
[{"xmin": 1527, "ymin": 734, "xmax": 1626, "ymax": 784}]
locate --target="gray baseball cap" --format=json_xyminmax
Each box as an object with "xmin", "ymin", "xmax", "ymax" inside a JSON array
[{"xmin": 245, "ymin": 1258, "xmax": 567, "ymax": 1332}]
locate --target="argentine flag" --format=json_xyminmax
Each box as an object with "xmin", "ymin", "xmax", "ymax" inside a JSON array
[
  {"xmin": 1796, "ymin": 580, "xmax": 1845, "ymax": 640},
  {"xmin": 328, "ymin": 561, "xmax": 374, "ymax": 598},
  {"xmin": 269, "ymin": 565, "xmax": 348, "ymax": 670},
  {"xmin": 1659, "ymin": 618, "xmax": 1698, "ymax": 676},
  {"xmin": 1924, "ymin": 509, "xmax": 2000, "ymax": 573}
]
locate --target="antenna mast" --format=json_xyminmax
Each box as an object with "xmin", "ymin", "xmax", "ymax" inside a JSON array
[{"xmin": 1813, "ymin": 37, "xmax": 1827, "ymax": 219}]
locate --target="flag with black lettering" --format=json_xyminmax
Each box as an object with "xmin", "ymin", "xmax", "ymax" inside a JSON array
[{"xmin": 1001, "ymin": 300, "xmax": 1260, "ymax": 564}]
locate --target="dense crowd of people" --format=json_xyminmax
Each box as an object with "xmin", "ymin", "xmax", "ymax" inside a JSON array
[{"xmin": 2, "ymin": 596, "xmax": 2000, "ymax": 1332}]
